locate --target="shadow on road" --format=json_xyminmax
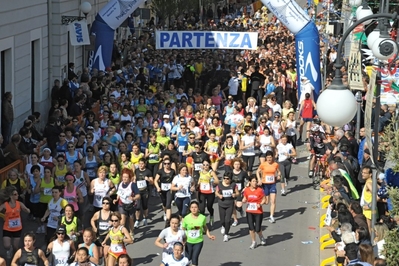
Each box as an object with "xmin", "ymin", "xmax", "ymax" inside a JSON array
[
  {"xmin": 133, "ymin": 253, "xmax": 158, "ymax": 265},
  {"xmin": 288, "ymin": 183, "xmax": 313, "ymax": 194},
  {"xmin": 274, "ymin": 207, "xmax": 306, "ymax": 220},
  {"xmin": 220, "ymin": 262, "xmax": 243, "ymax": 266},
  {"xmin": 266, "ymin": 232, "xmax": 294, "ymax": 245}
]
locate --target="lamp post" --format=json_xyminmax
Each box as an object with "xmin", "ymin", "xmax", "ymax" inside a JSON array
[
  {"xmin": 61, "ymin": 1, "xmax": 92, "ymax": 25},
  {"xmin": 316, "ymin": 3, "xmax": 398, "ymax": 241}
]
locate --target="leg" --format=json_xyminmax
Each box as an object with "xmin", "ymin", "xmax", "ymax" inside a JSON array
[
  {"xmin": 269, "ymin": 193, "xmax": 276, "ymax": 218},
  {"xmin": 190, "ymin": 242, "xmax": 204, "ymax": 266},
  {"xmin": 107, "ymin": 254, "xmax": 116, "ymax": 266},
  {"xmin": 12, "ymin": 237, "xmax": 20, "ymax": 251},
  {"xmin": 247, "ymin": 156, "xmax": 255, "ymax": 176},
  {"xmin": 198, "ymin": 192, "xmax": 206, "ymax": 215},
  {"xmin": 142, "ymin": 193, "xmax": 150, "ymax": 220},
  {"xmin": 206, "ymin": 193, "xmax": 215, "ymax": 217},
  {"xmin": 218, "ymin": 205, "xmax": 227, "ymax": 232},
  {"xmin": 3, "ymin": 236, "xmax": 11, "ymax": 252},
  {"xmin": 181, "ymin": 197, "xmax": 191, "ymax": 217},
  {"xmin": 175, "ymin": 197, "xmax": 184, "ymax": 217},
  {"xmin": 185, "ymin": 242, "xmax": 194, "ymax": 262},
  {"xmin": 224, "ymin": 204, "xmax": 234, "ymax": 235}
]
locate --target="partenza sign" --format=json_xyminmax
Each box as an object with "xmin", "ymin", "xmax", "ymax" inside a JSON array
[{"xmin": 156, "ymin": 31, "xmax": 258, "ymax": 50}]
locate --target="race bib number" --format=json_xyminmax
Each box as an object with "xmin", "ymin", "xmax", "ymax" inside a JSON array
[
  {"xmin": 8, "ymin": 218, "xmax": 21, "ymax": 228},
  {"xmin": 87, "ymin": 169, "xmax": 95, "ymax": 178},
  {"xmin": 247, "ymin": 203, "xmax": 258, "ymax": 211},
  {"xmin": 96, "ymin": 195, "xmax": 103, "ymax": 201},
  {"xmin": 54, "ymin": 257, "xmax": 67, "ymax": 265},
  {"xmin": 222, "ymin": 189, "xmax": 233, "ymax": 198},
  {"xmin": 237, "ymin": 183, "xmax": 242, "ymax": 191},
  {"xmin": 110, "ymin": 243, "xmax": 124, "ymax": 253},
  {"xmin": 188, "ymin": 230, "xmax": 200, "ymax": 239},
  {"xmin": 24, "ymin": 264, "xmax": 36, "ymax": 266},
  {"xmin": 200, "ymin": 183, "xmax": 210, "ymax": 191},
  {"xmin": 210, "ymin": 147, "xmax": 218, "ymax": 153},
  {"xmin": 226, "ymin": 154, "xmax": 235, "ymax": 160},
  {"xmin": 178, "ymin": 146, "xmax": 185, "ymax": 152},
  {"xmin": 44, "ymin": 188, "xmax": 53, "ymax": 195},
  {"xmin": 179, "ymin": 188, "xmax": 187, "ymax": 195},
  {"xmin": 99, "ymin": 221, "xmax": 109, "ymax": 231},
  {"xmin": 57, "ymin": 176, "xmax": 65, "ymax": 183},
  {"xmin": 265, "ymin": 175, "xmax": 275, "ymax": 184},
  {"xmin": 194, "ymin": 163, "xmax": 202, "ymax": 171},
  {"xmin": 137, "ymin": 180, "xmax": 147, "ymax": 189},
  {"xmin": 149, "ymin": 154, "xmax": 159, "ymax": 161},
  {"xmin": 161, "ymin": 183, "xmax": 171, "ymax": 191}
]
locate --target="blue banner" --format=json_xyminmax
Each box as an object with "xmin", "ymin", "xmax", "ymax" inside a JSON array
[
  {"xmin": 295, "ymin": 22, "xmax": 321, "ymax": 101},
  {"xmin": 155, "ymin": 31, "xmax": 258, "ymax": 50},
  {"xmin": 88, "ymin": 16, "xmax": 115, "ymax": 71}
]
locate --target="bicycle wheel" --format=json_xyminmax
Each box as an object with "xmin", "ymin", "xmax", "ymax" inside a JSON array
[{"xmin": 312, "ymin": 162, "xmax": 320, "ymax": 187}]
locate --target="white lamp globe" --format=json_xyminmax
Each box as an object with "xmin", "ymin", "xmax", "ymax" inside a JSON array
[
  {"xmin": 80, "ymin": 1, "xmax": 92, "ymax": 15},
  {"xmin": 367, "ymin": 29, "xmax": 380, "ymax": 49},
  {"xmin": 317, "ymin": 88, "xmax": 357, "ymax": 127},
  {"xmin": 349, "ymin": 0, "xmax": 362, "ymax": 7},
  {"xmin": 356, "ymin": 6, "xmax": 373, "ymax": 25},
  {"xmin": 371, "ymin": 38, "xmax": 398, "ymax": 61}
]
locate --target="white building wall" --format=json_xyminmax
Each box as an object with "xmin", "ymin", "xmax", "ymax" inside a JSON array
[{"xmin": 0, "ymin": 0, "xmax": 111, "ymax": 134}]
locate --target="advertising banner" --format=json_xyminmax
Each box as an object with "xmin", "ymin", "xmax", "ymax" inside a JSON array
[
  {"xmin": 155, "ymin": 31, "xmax": 258, "ymax": 50},
  {"xmin": 88, "ymin": 16, "xmax": 115, "ymax": 71},
  {"xmin": 261, "ymin": 0, "xmax": 310, "ymax": 35},
  {"xmin": 99, "ymin": 0, "xmax": 142, "ymax": 30},
  {"xmin": 295, "ymin": 22, "xmax": 321, "ymax": 101},
  {"xmin": 68, "ymin": 21, "xmax": 91, "ymax": 46}
]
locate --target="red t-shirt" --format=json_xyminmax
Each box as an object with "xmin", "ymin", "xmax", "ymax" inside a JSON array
[
  {"xmin": 301, "ymin": 99, "xmax": 313, "ymax": 119},
  {"xmin": 243, "ymin": 187, "xmax": 264, "ymax": 214}
]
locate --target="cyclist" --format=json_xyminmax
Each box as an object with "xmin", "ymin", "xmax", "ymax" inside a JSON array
[{"xmin": 308, "ymin": 124, "xmax": 329, "ymax": 179}]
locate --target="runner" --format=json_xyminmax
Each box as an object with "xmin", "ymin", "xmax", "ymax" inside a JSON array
[
  {"xmin": 60, "ymin": 204, "xmax": 82, "ymax": 244},
  {"xmin": 220, "ymin": 135, "xmax": 239, "ymax": 172},
  {"xmin": 154, "ymin": 214, "xmax": 186, "ymax": 259},
  {"xmin": 240, "ymin": 126, "xmax": 258, "ymax": 176},
  {"xmin": 90, "ymin": 196, "xmax": 112, "ymax": 261},
  {"xmin": 46, "ymin": 225, "xmax": 76, "ymax": 266},
  {"xmin": 77, "ymin": 228, "xmax": 100, "ymax": 265},
  {"xmin": 38, "ymin": 167, "xmax": 55, "ymax": 234},
  {"xmin": 243, "ymin": 176, "xmax": 267, "ymax": 249},
  {"xmin": 114, "ymin": 168, "xmax": 140, "ymax": 239},
  {"xmin": 134, "ymin": 158, "xmax": 153, "ymax": 228},
  {"xmin": 182, "ymin": 201, "xmax": 216, "ymax": 266},
  {"xmin": 204, "ymin": 129, "xmax": 220, "ymax": 172},
  {"xmin": 215, "ymin": 172, "xmax": 239, "ymax": 242},
  {"xmin": 101, "ymin": 212, "xmax": 133, "ymax": 266},
  {"xmin": 69, "ymin": 246, "xmax": 96, "ymax": 266},
  {"xmin": 160, "ymin": 242, "xmax": 190, "ymax": 266},
  {"xmin": 11, "ymin": 233, "xmax": 48, "ymax": 266},
  {"xmin": 276, "ymin": 135, "xmax": 297, "ymax": 196},
  {"xmin": 298, "ymin": 92, "xmax": 316, "ymax": 143},
  {"xmin": 197, "ymin": 159, "xmax": 219, "ymax": 226},
  {"xmin": 171, "ymin": 164, "xmax": 195, "ymax": 220},
  {"xmin": 154, "ymin": 157, "xmax": 176, "ymax": 222},
  {"xmin": 257, "ymin": 151, "xmax": 281, "ymax": 223},
  {"xmin": 90, "ymin": 166, "xmax": 115, "ymax": 212},
  {"xmin": 258, "ymin": 126, "xmax": 276, "ymax": 164},
  {"xmin": 230, "ymin": 158, "xmax": 248, "ymax": 226}
]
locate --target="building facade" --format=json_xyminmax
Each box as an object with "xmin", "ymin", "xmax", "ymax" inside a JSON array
[{"xmin": 0, "ymin": 0, "xmax": 108, "ymax": 133}]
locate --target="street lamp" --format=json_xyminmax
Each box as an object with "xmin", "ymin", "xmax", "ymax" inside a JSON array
[
  {"xmin": 317, "ymin": 0, "xmax": 399, "ymax": 242},
  {"xmin": 61, "ymin": 1, "xmax": 92, "ymax": 25}
]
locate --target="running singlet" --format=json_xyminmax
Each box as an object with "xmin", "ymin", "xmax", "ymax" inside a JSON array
[
  {"xmin": 109, "ymin": 226, "xmax": 127, "ymax": 257},
  {"xmin": 64, "ymin": 186, "xmax": 79, "ymax": 211},
  {"xmin": 198, "ymin": 170, "xmax": 214, "ymax": 194},
  {"xmin": 19, "ymin": 248, "xmax": 40, "ymax": 265},
  {"xmin": 259, "ymin": 162, "xmax": 279, "ymax": 184},
  {"xmin": 4, "ymin": 201, "xmax": 22, "ymax": 232},
  {"xmin": 40, "ymin": 178, "xmax": 55, "ymax": 203},
  {"xmin": 93, "ymin": 178, "xmax": 110, "ymax": 208},
  {"xmin": 55, "ymin": 165, "xmax": 68, "ymax": 184},
  {"xmin": 243, "ymin": 187, "xmax": 264, "ymax": 214},
  {"xmin": 85, "ymin": 156, "xmax": 98, "ymax": 180},
  {"xmin": 52, "ymin": 240, "xmax": 70, "ymax": 265}
]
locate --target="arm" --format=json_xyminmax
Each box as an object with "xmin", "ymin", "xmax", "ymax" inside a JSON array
[
  {"xmin": 38, "ymin": 249, "xmax": 50, "ymax": 266},
  {"xmin": 122, "ymin": 227, "xmax": 134, "ymax": 244},
  {"xmin": 90, "ymin": 211, "xmax": 99, "ymax": 233},
  {"xmin": 77, "ymin": 189, "xmax": 83, "ymax": 203},
  {"xmin": 11, "ymin": 249, "xmax": 22, "ymax": 266},
  {"xmin": 89, "ymin": 245, "xmax": 100, "ymax": 265},
  {"xmin": 256, "ymin": 168, "xmax": 262, "ymax": 185},
  {"xmin": 289, "ymin": 147, "xmax": 297, "ymax": 158},
  {"xmin": 90, "ymin": 180, "xmax": 95, "ymax": 195},
  {"xmin": 154, "ymin": 174, "xmax": 161, "ymax": 192},
  {"xmin": 19, "ymin": 202, "xmax": 31, "ymax": 213},
  {"xmin": 41, "ymin": 207, "xmax": 50, "ymax": 222},
  {"xmin": 211, "ymin": 171, "xmax": 219, "ymax": 185},
  {"xmin": 202, "ymin": 224, "xmax": 216, "ymax": 240},
  {"xmin": 33, "ymin": 179, "xmax": 42, "ymax": 194},
  {"xmin": 84, "ymin": 172, "xmax": 91, "ymax": 190},
  {"xmin": 215, "ymin": 185, "xmax": 223, "ymax": 199}
]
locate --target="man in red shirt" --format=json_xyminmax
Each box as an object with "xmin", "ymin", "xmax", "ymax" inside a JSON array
[{"xmin": 298, "ymin": 93, "xmax": 316, "ymax": 143}]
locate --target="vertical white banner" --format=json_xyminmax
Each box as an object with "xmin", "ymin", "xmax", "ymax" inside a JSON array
[{"xmin": 68, "ymin": 21, "xmax": 90, "ymax": 46}]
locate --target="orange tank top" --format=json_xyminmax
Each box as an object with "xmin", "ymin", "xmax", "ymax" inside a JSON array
[{"xmin": 4, "ymin": 201, "xmax": 22, "ymax": 232}]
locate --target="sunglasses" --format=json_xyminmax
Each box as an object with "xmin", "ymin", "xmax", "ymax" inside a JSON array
[
  {"xmin": 111, "ymin": 219, "xmax": 119, "ymax": 222},
  {"xmin": 59, "ymin": 135, "xmax": 65, "ymax": 137},
  {"xmin": 102, "ymin": 144, "xmax": 108, "ymax": 146},
  {"xmin": 164, "ymin": 162, "xmax": 171, "ymax": 165},
  {"xmin": 58, "ymin": 160, "xmax": 64, "ymax": 162},
  {"xmin": 68, "ymin": 146, "xmax": 74, "ymax": 148},
  {"xmin": 189, "ymin": 137, "xmax": 195, "ymax": 139},
  {"xmin": 223, "ymin": 177, "xmax": 230, "ymax": 180},
  {"xmin": 203, "ymin": 164, "xmax": 209, "ymax": 166},
  {"xmin": 102, "ymin": 202, "xmax": 110, "ymax": 205},
  {"xmin": 181, "ymin": 127, "xmax": 186, "ymax": 129},
  {"xmin": 13, "ymin": 193, "xmax": 18, "ymax": 196},
  {"xmin": 57, "ymin": 233, "xmax": 65, "ymax": 235},
  {"xmin": 72, "ymin": 120, "xmax": 78, "ymax": 122}
]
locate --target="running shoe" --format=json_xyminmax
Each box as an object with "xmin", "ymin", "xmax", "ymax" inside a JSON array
[
  {"xmin": 308, "ymin": 171, "xmax": 314, "ymax": 177},
  {"xmin": 232, "ymin": 220, "xmax": 238, "ymax": 227},
  {"xmin": 260, "ymin": 237, "xmax": 266, "ymax": 245},
  {"xmin": 134, "ymin": 220, "xmax": 140, "ymax": 228},
  {"xmin": 285, "ymin": 179, "xmax": 288, "ymax": 187},
  {"xmin": 221, "ymin": 226, "xmax": 225, "ymax": 235},
  {"xmin": 209, "ymin": 216, "xmax": 214, "ymax": 227},
  {"xmin": 249, "ymin": 242, "xmax": 256, "ymax": 249},
  {"xmin": 269, "ymin": 216, "xmax": 275, "ymax": 223},
  {"xmin": 142, "ymin": 218, "xmax": 148, "ymax": 226},
  {"xmin": 223, "ymin": 235, "xmax": 229, "ymax": 242},
  {"xmin": 281, "ymin": 190, "xmax": 286, "ymax": 196},
  {"xmin": 307, "ymin": 154, "xmax": 312, "ymax": 160},
  {"xmin": 163, "ymin": 213, "xmax": 167, "ymax": 221}
]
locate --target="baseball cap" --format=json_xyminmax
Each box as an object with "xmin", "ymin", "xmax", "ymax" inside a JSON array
[{"xmin": 56, "ymin": 225, "xmax": 66, "ymax": 234}]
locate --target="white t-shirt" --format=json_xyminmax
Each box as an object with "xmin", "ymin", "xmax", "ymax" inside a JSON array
[
  {"xmin": 158, "ymin": 227, "xmax": 186, "ymax": 259},
  {"xmin": 228, "ymin": 77, "xmax": 239, "ymax": 95},
  {"xmin": 172, "ymin": 175, "xmax": 192, "ymax": 198},
  {"xmin": 161, "ymin": 254, "xmax": 190, "ymax": 266},
  {"xmin": 241, "ymin": 135, "xmax": 256, "ymax": 156},
  {"xmin": 276, "ymin": 143, "xmax": 293, "ymax": 162}
]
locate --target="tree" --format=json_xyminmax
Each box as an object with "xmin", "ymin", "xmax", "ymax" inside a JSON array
[
  {"xmin": 150, "ymin": 0, "xmax": 180, "ymax": 26},
  {"xmin": 379, "ymin": 120, "xmax": 399, "ymax": 264}
]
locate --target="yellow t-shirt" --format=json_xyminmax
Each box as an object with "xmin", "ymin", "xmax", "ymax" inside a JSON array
[{"xmin": 1, "ymin": 178, "xmax": 27, "ymax": 190}]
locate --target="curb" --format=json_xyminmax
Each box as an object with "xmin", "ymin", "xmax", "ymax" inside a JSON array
[{"xmin": 319, "ymin": 187, "xmax": 336, "ymax": 266}]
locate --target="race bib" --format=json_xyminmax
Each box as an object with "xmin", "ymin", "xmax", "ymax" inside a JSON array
[
  {"xmin": 24, "ymin": 264, "xmax": 36, "ymax": 266},
  {"xmin": 57, "ymin": 176, "xmax": 65, "ymax": 183},
  {"xmin": 87, "ymin": 169, "xmax": 95, "ymax": 178},
  {"xmin": 96, "ymin": 195, "xmax": 103, "ymax": 201},
  {"xmin": 8, "ymin": 218, "xmax": 21, "ymax": 228},
  {"xmin": 210, "ymin": 147, "xmax": 218, "ymax": 153},
  {"xmin": 226, "ymin": 154, "xmax": 235, "ymax": 160},
  {"xmin": 222, "ymin": 189, "xmax": 233, "ymax": 198},
  {"xmin": 265, "ymin": 175, "xmax": 275, "ymax": 184},
  {"xmin": 137, "ymin": 180, "xmax": 147, "ymax": 189},
  {"xmin": 44, "ymin": 188, "xmax": 52, "ymax": 196},
  {"xmin": 179, "ymin": 188, "xmax": 187, "ymax": 195},
  {"xmin": 188, "ymin": 230, "xmax": 200, "ymax": 239},
  {"xmin": 247, "ymin": 202, "xmax": 258, "ymax": 211},
  {"xmin": 194, "ymin": 163, "xmax": 202, "ymax": 171},
  {"xmin": 178, "ymin": 146, "xmax": 185, "ymax": 152},
  {"xmin": 200, "ymin": 183, "xmax": 210, "ymax": 191},
  {"xmin": 54, "ymin": 257, "xmax": 67, "ymax": 265},
  {"xmin": 161, "ymin": 183, "xmax": 171, "ymax": 191},
  {"xmin": 237, "ymin": 183, "xmax": 242, "ymax": 191},
  {"xmin": 149, "ymin": 154, "xmax": 159, "ymax": 161},
  {"xmin": 99, "ymin": 221, "xmax": 110, "ymax": 231},
  {"xmin": 110, "ymin": 243, "xmax": 124, "ymax": 253}
]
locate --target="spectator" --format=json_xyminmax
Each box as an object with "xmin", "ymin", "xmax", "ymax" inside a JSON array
[
  {"xmin": 4, "ymin": 134, "xmax": 25, "ymax": 166},
  {"xmin": 374, "ymin": 223, "xmax": 389, "ymax": 259},
  {"xmin": 349, "ymin": 201, "xmax": 369, "ymax": 234},
  {"xmin": 1, "ymin": 92, "xmax": 14, "ymax": 147}
]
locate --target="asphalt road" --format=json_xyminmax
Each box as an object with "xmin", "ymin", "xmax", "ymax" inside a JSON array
[{"xmin": 0, "ymin": 142, "xmax": 320, "ymax": 266}]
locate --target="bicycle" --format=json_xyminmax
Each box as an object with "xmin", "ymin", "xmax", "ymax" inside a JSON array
[{"xmin": 308, "ymin": 153, "xmax": 328, "ymax": 190}]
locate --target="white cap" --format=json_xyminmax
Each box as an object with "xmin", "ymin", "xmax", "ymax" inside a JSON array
[{"xmin": 163, "ymin": 114, "xmax": 169, "ymax": 119}]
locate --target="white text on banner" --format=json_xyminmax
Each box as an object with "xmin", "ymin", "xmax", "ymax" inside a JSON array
[
  {"xmin": 155, "ymin": 31, "xmax": 258, "ymax": 50},
  {"xmin": 68, "ymin": 21, "xmax": 90, "ymax": 46}
]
